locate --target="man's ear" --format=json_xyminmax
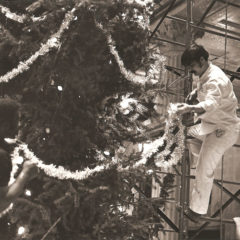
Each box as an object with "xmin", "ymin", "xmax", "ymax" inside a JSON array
[{"xmin": 199, "ymin": 57, "xmax": 206, "ymax": 66}]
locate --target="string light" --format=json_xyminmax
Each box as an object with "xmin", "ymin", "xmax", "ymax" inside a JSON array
[
  {"xmin": 57, "ymin": 86, "xmax": 63, "ymax": 91},
  {"xmin": 17, "ymin": 226, "xmax": 25, "ymax": 235},
  {"xmin": 104, "ymin": 151, "xmax": 110, "ymax": 156},
  {"xmin": 25, "ymin": 190, "xmax": 32, "ymax": 196},
  {"xmin": 45, "ymin": 128, "xmax": 51, "ymax": 134}
]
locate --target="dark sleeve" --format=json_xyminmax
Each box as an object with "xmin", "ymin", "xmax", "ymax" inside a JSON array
[{"xmin": 0, "ymin": 149, "xmax": 12, "ymax": 187}]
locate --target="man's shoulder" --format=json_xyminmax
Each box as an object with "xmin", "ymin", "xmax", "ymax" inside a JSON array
[
  {"xmin": 209, "ymin": 64, "xmax": 228, "ymax": 78},
  {"xmin": 207, "ymin": 64, "xmax": 230, "ymax": 84}
]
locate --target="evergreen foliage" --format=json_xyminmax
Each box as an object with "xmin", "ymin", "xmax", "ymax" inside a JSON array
[{"xmin": 0, "ymin": 1, "xmax": 176, "ymax": 239}]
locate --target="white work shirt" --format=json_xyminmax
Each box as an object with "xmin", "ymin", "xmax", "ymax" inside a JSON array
[{"xmin": 195, "ymin": 62, "xmax": 240, "ymax": 135}]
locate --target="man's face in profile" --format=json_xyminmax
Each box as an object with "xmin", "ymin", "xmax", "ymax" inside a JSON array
[{"xmin": 187, "ymin": 61, "xmax": 203, "ymax": 76}]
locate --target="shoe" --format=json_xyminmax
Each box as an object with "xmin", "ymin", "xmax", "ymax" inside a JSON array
[{"xmin": 184, "ymin": 208, "xmax": 202, "ymax": 223}]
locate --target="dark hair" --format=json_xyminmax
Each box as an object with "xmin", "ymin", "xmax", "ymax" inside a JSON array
[
  {"xmin": 181, "ymin": 44, "xmax": 209, "ymax": 66},
  {"xmin": 0, "ymin": 98, "xmax": 19, "ymax": 123},
  {"xmin": 0, "ymin": 149, "xmax": 12, "ymax": 187}
]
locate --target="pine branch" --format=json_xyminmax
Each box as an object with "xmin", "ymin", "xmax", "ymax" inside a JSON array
[
  {"xmin": 0, "ymin": 23, "xmax": 18, "ymax": 44},
  {"xmin": 16, "ymin": 197, "xmax": 51, "ymax": 225},
  {"xmin": 40, "ymin": 217, "xmax": 61, "ymax": 240},
  {"xmin": 26, "ymin": 0, "xmax": 46, "ymax": 13}
]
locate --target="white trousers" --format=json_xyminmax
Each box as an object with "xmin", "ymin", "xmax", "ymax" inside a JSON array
[{"xmin": 187, "ymin": 124, "xmax": 239, "ymax": 214}]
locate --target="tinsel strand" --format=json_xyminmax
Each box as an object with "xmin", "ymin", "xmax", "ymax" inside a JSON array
[
  {"xmin": 0, "ymin": 3, "xmax": 83, "ymax": 83},
  {"xmin": 95, "ymin": 22, "xmax": 165, "ymax": 85},
  {"xmin": 15, "ymin": 104, "xmax": 184, "ymax": 181},
  {"xmin": 0, "ymin": 4, "xmax": 45, "ymax": 23},
  {"xmin": 0, "ymin": 104, "xmax": 184, "ymax": 218},
  {"xmin": 95, "ymin": 22, "xmax": 145, "ymax": 85},
  {"xmin": 0, "ymin": 2, "xmax": 158, "ymax": 85}
]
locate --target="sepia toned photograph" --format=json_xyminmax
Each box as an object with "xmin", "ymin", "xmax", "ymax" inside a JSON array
[{"xmin": 0, "ymin": 0, "xmax": 239, "ymax": 239}]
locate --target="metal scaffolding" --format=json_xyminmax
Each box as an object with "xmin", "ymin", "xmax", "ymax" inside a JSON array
[{"xmin": 149, "ymin": 0, "xmax": 240, "ymax": 239}]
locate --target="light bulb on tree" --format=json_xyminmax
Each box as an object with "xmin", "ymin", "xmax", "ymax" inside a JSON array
[
  {"xmin": 57, "ymin": 86, "xmax": 63, "ymax": 91},
  {"xmin": 25, "ymin": 189, "xmax": 32, "ymax": 196},
  {"xmin": 104, "ymin": 151, "xmax": 110, "ymax": 156},
  {"xmin": 18, "ymin": 226, "xmax": 25, "ymax": 235},
  {"xmin": 45, "ymin": 128, "xmax": 50, "ymax": 134}
]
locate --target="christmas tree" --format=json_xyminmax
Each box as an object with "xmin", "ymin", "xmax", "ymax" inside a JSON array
[{"xmin": 0, "ymin": 1, "xmax": 184, "ymax": 239}]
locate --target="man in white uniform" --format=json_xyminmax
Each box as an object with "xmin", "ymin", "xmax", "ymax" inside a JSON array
[{"xmin": 176, "ymin": 44, "xmax": 240, "ymax": 222}]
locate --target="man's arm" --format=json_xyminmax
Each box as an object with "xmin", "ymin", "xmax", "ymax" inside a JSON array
[
  {"xmin": 4, "ymin": 162, "xmax": 38, "ymax": 202},
  {"xmin": 196, "ymin": 81, "xmax": 221, "ymax": 112},
  {"xmin": 175, "ymin": 102, "xmax": 205, "ymax": 115},
  {"xmin": 176, "ymin": 80, "xmax": 222, "ymax": 115}
]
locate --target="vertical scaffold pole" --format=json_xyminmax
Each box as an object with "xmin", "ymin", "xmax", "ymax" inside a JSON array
[
  {"xmin": 179, "ymin": 0, "xmax": 193, "ymax": 239},
  {"xmin": 221, "ymin": 1, "xmax": 228, "ymax": 239}
]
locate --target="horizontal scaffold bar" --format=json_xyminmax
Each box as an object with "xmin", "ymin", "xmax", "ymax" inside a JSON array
[
  {"xmin": 189, "ymin": 175, "xmax": 240, "ymax": 186},
  {"xmin": 164, "ymin": 65, "xmax": 240, "ymax": 81},
  {"xmin": 158, "ymin": 228, "xmax": 176, "ymax": 232},
  {"xmin": 166, "ymin": 15, "xmax": 240, "ymax": 42},
  {"xmin": 155, "ymin": 171, "xmax": 240, "ymax": 186},
  {"xmin": 199, "ymin": 216, "xmax": 234, "ymax": 224},
  {"xmin": 215, "ymin": 179, "xmax": 240, "ymax": 186},
  {"xmin": 152, "ymin": 36, "xmax": 186, "ymax": 47},
  {"xmin": 215, "ymin": 0, "xmax": 240, "ymax": 9}
]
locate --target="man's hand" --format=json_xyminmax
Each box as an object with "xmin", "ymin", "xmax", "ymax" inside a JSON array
[
  {"xmin": 186, "ymin": 88, "xmax": 198, "ymax": 104},
  {"xmin": 4, "ymin": 162, "xmax": 39, "ymax": 202},
  {"xmin": 176, "ymin": 103, "xmax": 192, "ymax": 115}
]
